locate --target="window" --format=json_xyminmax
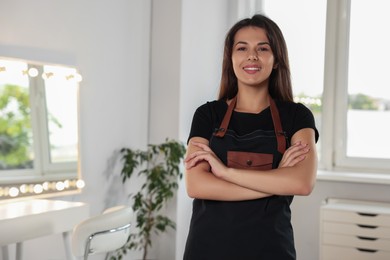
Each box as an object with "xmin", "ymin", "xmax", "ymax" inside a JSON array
[
  {"xmin": 41, "ymin": 65, "xmax": 79, "ymax": 165},
  {"xmin": 263, "ymin": 0, "xmax": 327, "ymax": 162},
  {"xmin": 328, "ymin": 0, "xmax": 390, "ymax": 172},
  {"xmin": 344, "ymin": 0, "xmax": 390, "ymax": 160},
  {"xmin": 0, "ymin": 57, "xmax": 83, "ymax": 199},
  {"xmin": 264, "ymin": 0, "xmax": 390, "ymax": 176}
]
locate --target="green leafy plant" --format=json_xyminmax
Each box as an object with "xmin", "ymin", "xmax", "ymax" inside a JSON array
[
  {"xmin": 0, "ymin": 84, "xmax": 63, "ymax": 169},
  {"xmin": 0, "ymin": 84, "xmax": 32, "ymax": 169},
  {"xmin": 114, "ymin": 139, "xmax": 185, "ymax": 260}
]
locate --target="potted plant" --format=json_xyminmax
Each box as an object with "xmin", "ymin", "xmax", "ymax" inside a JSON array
[{"xmin": 111, "ymin": 139, "xmax": 185, "ymax": 260}]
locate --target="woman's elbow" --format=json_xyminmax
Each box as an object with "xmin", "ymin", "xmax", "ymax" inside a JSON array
[
  {"xmin": 290, "ymin": 165, "xmax": 317, "ymax": 195},
  {"xmin": 185, "ymin": 176, "xmax": 201, "ymax": 199},
  {"xmin": 297, "ymin": 183, "xmax": 314, "ymax": 196},
  {"xmin": 186, "ymin": 185, "xmax": 197, "ymax": 198},
  {"xmin": 294, "ymin": 178, "xmax": 315, "ymax": 196}
]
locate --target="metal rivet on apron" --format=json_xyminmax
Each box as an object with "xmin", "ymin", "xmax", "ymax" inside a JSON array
[{"xmin": 246, "ymin": 160, "xmax": 252, "ymax": 166}]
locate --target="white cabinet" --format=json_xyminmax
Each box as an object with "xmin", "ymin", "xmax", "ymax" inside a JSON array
[{"xmin": 320, "ymin": 198, "xmax": 390, "ymax": 260}]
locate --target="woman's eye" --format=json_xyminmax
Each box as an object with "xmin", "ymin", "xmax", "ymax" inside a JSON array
[
  {"xmin": 237, "ymin": 47, "xmax": 246, "ymax": 51},
  {"xmin": 258, "ymin": 47, "xmax": 269, "ymax": 52}
]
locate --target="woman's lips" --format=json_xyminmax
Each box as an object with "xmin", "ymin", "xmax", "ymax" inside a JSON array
[{"xmin": 243, "ymin": 65, "xmax": 260, "ymax": 73}]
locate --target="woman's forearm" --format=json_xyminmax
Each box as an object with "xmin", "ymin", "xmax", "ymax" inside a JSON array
[
  {"xmin": 224, "ymin": 162, "xmax": 316, "ymax": 196},
  {"xmin": 185, "ymin": 163, "xmax": 272, "ymax": 201}
]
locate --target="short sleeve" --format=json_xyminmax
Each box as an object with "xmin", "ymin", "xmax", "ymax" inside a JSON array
[
  {"xmin": 187, "ymin": 102, "xmax": 215, "ymax": 143},
  {"xmin": 291, "ymin": 103, "xmax": 319, "ymax": 143}
]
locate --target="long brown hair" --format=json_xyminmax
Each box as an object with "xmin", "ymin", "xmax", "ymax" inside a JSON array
[{"xmin": 218, "ymin": 14, "xmax": 293, "ymax": 102}]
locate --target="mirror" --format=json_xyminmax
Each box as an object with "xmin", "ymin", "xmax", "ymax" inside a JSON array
[{"xmin": 0, "ymin": 57, "xmax": 84, "ymax": 201}]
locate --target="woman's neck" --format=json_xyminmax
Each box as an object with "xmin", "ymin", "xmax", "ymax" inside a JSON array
[{"xmin": 234, "ymin": 87, "xmax": 269, "ymax": 113}]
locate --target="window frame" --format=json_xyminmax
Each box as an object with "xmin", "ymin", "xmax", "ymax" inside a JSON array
[{"xmin": 322, "ymin": 0, "xmax": 390, "ymax": 173}]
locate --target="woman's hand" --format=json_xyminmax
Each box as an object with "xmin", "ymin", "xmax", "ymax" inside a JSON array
[
  {"xmin": 185, "ymin": 141, "xmax": 227, "ymax": 178},
  {"xmin": 278, "ymin": 141, "xmax": 310, "ymax": 168}
]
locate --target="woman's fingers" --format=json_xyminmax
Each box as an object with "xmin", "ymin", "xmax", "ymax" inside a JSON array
[
  {"xmin": 185, "ymin": 154, "xmax": 205, "ymax": 169},
  {"xmin": 185, "ymin": 147, "xmax": 226, "ymax": 177},
  {"xmin": 190, "ymin": 141, "xmax": 212, "ymax": 152},
  {"xmin": 185, "ymin": 150, "xmax": 208, "ymax": 163},
  {"xmin": 185, "ymin": 141, "xmax": 215, "ymax": 166},
  {"xmin": 279, "ymin": 141, "xmax": 310, "ymax": 168}
]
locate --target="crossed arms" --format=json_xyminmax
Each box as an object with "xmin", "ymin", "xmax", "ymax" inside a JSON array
[{"xmin": 185, "ymin": 128, "xmax": 317, "ymax": 201}]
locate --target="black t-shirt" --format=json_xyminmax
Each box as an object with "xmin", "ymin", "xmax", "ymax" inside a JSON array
[
  {"xmin": 184, "ymin": 99, "xmax": 319, "ymax": 260},
  {"xmin": 188, "ymin": 99, "xmax": 319, "ymax": 144}
]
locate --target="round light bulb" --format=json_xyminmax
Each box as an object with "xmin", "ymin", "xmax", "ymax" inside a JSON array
[
  {"xmin": 43, "ymin": 182, "xmax": 49, "ymax": 190},
  {"xmin": 33, "ymin": 184, "xmax": 44, "ymax": 194},
  {"xmin": 75, "ymin": 73, "xmax": 83, "ymax": 82},
  {"xmin": 56, "ymin": 181, "xmax": 65, "ymax": 191},
  {"xmin": 9, "ymin": 187, "xmax": 20, "ymax": 197},
  {"xmin": 28, "ymin": 68, "xmax": 39, "ymax": 77},
  {"xmin": 42, "ymin": 72, "xmax": 54, "ymax": 80},
  {"xmin": 20, "ymin": 184, "xmax": 28, "ymax": 193},
  {"xmin": 76, "ymin": 179, "xmax": 85, "ymax": 189}
]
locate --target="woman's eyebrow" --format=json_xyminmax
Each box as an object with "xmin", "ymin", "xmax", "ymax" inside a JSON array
[{"xmin": 234, "ymin": 41, "xmax": 270, "ymax": 46}]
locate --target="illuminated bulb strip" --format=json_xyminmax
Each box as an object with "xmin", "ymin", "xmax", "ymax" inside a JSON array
[
  {"xmin": 0, "ymin": 65, "xmax": 82, "ymax": 82},
  {"xmin": 0, "ymin": 179, "xmax": 85, "ymax": 199}
]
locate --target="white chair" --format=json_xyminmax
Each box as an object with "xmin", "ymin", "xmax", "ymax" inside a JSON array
[{"xmin": 71, "ymin": 205, "xmax": 133, "ymax": 260}]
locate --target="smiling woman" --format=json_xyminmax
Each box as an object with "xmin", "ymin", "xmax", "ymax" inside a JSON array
[
  {"xmin": 0, "ymin": 57, "xmax": 84, "ymax": 200},
  {"xmin": 183, "ymin": 14, "xmax": 318, "ymax": 260}
]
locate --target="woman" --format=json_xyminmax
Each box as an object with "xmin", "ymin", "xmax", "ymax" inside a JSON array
[{"xmin": 183, "ymin": 14, "xmax": 319, "ymax": 260}]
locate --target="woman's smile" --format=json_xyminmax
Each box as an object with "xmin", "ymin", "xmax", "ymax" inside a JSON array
[{"xmin": 243, "ymin": 64, "xmax": 261, "ymax": 74}]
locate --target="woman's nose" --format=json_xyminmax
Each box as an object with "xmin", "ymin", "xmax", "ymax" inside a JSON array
[{"xmin": 247, "ymin": 51, "xmax": 259, "ymax": 61}]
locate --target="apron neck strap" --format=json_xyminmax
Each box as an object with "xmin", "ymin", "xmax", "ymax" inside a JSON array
[
  {"xmin": 213, "ymin": 96, "xmax": 237, "ymax": 138},
  {"xmin": 269, "ymin": 97, "xmax": 286, "ymax": 154},
  {"xmin": 214, "ymin": 95, "xmax": 286, "ymax": 154}
]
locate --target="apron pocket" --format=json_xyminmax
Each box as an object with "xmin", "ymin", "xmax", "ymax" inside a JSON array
[{"xmin": 227, "ymin": 151, "xmax": 273, "ymax": 170}]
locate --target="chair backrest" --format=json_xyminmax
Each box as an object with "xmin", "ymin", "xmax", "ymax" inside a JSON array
[{"xmin": 71, "ymin": 205, "xmax": 133, "ymax": 258}]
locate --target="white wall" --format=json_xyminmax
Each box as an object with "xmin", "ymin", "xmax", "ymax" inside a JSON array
[
  {"xmin": 148, "ymin": 0, "xmax": 182, "ymax": 258},
  {"xmin": 0, "ymin": 0, "xmax": 151, "ymax": 259},
  {"xmin": 176, "ymin": 1, "xmax": 232, "ymax": 259}
]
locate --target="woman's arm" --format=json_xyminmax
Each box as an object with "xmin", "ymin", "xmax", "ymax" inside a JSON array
[
  {"xmin": 187, "ymin": 128, "xmax": 317, "ymax": 196},
  {"xmin": 185, "ymin": 134, "xmax": 312, "ymax": 200},
  {"xmin": 185, "ymin": 137, "xmax": 272, "ymax": 201}
]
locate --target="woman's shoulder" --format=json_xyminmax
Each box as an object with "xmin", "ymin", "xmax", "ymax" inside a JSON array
[
  {"xmin": 275, "ymin": 100, "xmax": 313, "ymax": 116},
  {"xmin": 275, "ymin": 99, "xmax": 319, "ymax": 141},
  {"xmin": 196, "ymin": 99, "xmax": 227, "ymax": 114}
]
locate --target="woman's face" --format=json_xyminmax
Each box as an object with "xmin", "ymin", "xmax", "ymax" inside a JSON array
[{"xmin": 231, "ymin": 26, "xmax": 275, "ymax": 89}]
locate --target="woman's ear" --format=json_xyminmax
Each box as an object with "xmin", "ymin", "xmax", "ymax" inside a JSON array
[{"xmin": 273, "ymin": 63, "xmax": 278, "ymax": 69}]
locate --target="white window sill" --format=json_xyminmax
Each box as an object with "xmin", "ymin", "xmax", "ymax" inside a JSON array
[{"xmin": 317, "ymin": 170, "xmax": 390, "ymax": 185}]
